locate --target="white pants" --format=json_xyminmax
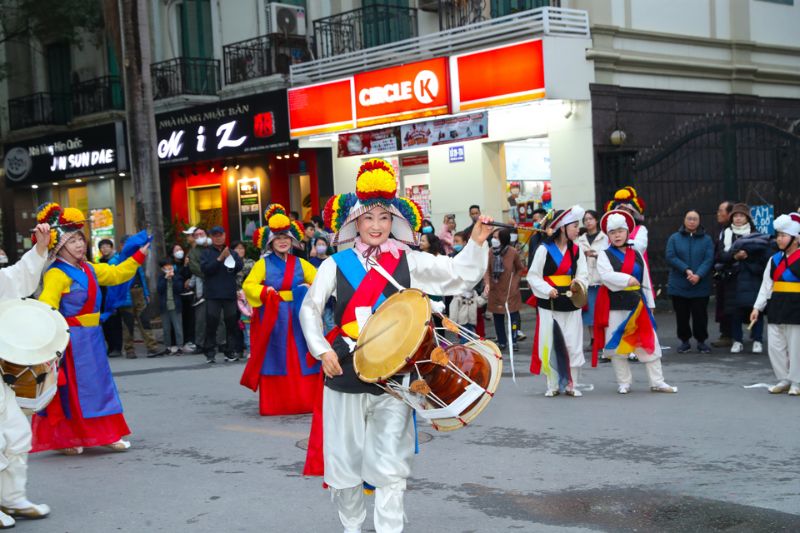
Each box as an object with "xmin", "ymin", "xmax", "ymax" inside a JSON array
[
  {"xmin": 611, "ymin": 357, "xmax": 665, "ymax": 387},
  {"xmin": 323, "ymin": 387, "xmax": 414, "ymax": 533},
  {"xmin": 0, "ymin": 383, "xmax": 31, "ymax": 507},
  {"xmin": 767, "ymin": 323, "xmax": 800, "ymax": 383},
  {"xmin": 537, "ymin": 308, "xmax": 584, "ymax": 391}
]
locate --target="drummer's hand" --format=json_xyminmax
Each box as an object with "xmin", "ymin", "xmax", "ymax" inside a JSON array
[
  {"xmin": 139, "ymin": 242, "xmax": 151, "ymax": 254},
  {"xmin": 33, "ymin": 223, "xmax": 51, "ymax": 255},
  {"xmin": 626, "ymin": 276, "xmax": 639, "ymax": 287},
  {"xmin": 549, "ymin": 288, "xmax": 558, "ymax": 299},
  {"xmin": 470, "ymin": 216, "xmax": 495, "ymax": 245},
  {"xmin": 749, "ymin": 308, "xmax": 759, "ymax": 324},
  {"xmin": 321, "ymin": 350, "xmax": 342, "ymax": 378}
]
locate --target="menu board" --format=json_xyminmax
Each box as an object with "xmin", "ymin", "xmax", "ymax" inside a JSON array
[{"xmin": 400, "ymin": 112, "xmax": 488, "ymax": 150}]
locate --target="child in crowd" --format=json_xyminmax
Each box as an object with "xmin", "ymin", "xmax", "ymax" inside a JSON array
[
  {"xmin": 157, "ymin": 258, "xmax": 184, "ymax": 354},
  {"xmin": 449, "ymin": 289, "xmax": 486, "ymax": 343}
]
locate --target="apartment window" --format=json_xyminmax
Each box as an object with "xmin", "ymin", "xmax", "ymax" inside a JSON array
[
  {"xmin": 491, "ymin": 0, "xmax": 558, "ymax": 18},
  {"xmin": 178, "ymin": 0, "xmax": 213, "ymax": 59}
]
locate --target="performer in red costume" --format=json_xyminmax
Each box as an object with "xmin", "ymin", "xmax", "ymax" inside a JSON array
[
  {"xmin": 240, "ymin": 204, "xmax": 319, "ymax": 415},
  {"xmin": 31, "ymin": 203, "xmax": 150, "ymax": 455}
]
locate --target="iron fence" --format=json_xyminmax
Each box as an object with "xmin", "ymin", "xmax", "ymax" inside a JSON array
[
  {"xmin": 437, "ymin": 0, "xmax": 559, "ymax": 30},
  {"xmin": 223, "ymin": 34, "xmax": 311, "ymax": 85},
  {"xmin": 8, "ymin": 92, "xmax": 71, "ymax": 130},
  {"xmin": 72, "ymin": 76, "xmax": 124, "ymax": 116},
  {"xmin": 314, "ymin": 4, "xmax": 418, "ymax": 59},
  {"xmin": 151, "ymin": 57, "xmax": 221, "ymax": 100}
]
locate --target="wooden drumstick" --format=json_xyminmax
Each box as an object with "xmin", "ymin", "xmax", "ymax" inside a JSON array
[{"xmin": 747, "ymin": 318, "xmax": 757, "ymax": 331}]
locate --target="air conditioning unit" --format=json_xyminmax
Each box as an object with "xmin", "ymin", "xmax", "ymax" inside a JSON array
[{"xmin": 267, "ymin": 2, "xmax": 307, "ymax": 37}]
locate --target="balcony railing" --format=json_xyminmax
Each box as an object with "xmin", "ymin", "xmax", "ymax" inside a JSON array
[
  {"xmin": 72, "ymin": 76, "xmax": 125, "ymax": 116},
  {"xmin": 8, "ymin": 92, "xmax": 71, "ymax": 130},
  {"xmin": 151, "ymin": 57, "xmax": 221, "ymax": 100},
  {"xmin": 223, "ymin": 34, "xmax": 311, "ymax": 85},
  {"xmin": 314, "ymin": 4, "xmax": 418, "ymax": 59},
  {"xmin": 437, "ymin": 0, "xmax": 560, "ymax": 30}
]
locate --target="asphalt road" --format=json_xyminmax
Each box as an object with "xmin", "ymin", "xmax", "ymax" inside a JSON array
[{"xmin": 23, "ymin": 308, "xmax": 800, "ymax": 532}]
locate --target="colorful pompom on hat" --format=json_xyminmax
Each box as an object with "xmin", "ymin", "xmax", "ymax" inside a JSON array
[
  {"xmin": 32, "ymin": 202, "xmax": 86, "ymax": 258},
  {"xmin": 323, "ymin": 158, "xmax": 423, "ymax": 246},
  {"xmin": 605, "ymin": 186, "xmax": 645, "ymax": 217},
  {"xmin": 262, "ymin": 203, "xmax": 303, "ymax": 248}
]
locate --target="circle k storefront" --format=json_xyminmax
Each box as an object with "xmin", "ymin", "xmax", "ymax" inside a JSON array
[
  {"xmin": 156, "ymin": 89, "xmax": 333, "ymax": 242},
  {"xmin": 288, "ymin": 35, "xmax": 596, "ymax": 229}
]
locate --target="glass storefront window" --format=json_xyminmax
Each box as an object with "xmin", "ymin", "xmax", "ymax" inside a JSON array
[{"xmin": 189, "ymin": 185, "xmax": 223, "ymax": 229}]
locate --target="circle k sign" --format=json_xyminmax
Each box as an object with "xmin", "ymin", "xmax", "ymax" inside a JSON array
[{"xmin": 354, "ymin": 57, "xmax": 449, "ymax": 127}]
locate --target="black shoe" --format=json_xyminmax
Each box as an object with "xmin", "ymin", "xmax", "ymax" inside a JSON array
[
  {"xmin": 697, "ymin": 342, "xmax": 711, "ymax": 354},
  {"xmin": 146, "ymin": 349, "xmax": 165, "ymax": 358},
  {"xmin": 677, "ymin": 342, "xmax": 691, "ymax": 354},
  {"xmin": 205, "ymin": 357, "xmax": 216, "ymax": 364},
  {"xmin": 108, "ymin": 350, "xmax": 122, "ymax": 358},
  {"xmin": 224, "ymin": 354, "xmax": 239, "ymax": 362}
]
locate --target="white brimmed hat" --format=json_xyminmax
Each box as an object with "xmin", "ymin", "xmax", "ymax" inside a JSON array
[{"xmin": 0, "ymin": 298, "xmax": 70, "ymax": 366}]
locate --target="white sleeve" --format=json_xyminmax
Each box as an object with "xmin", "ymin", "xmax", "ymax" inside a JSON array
[
  {"xmin": 299, "ymin": 256, "xmax": 337, "ymax": 358},
  {"xmin": 596, "ymin": 251, "xmax": 632, "ymax": 292},
  {"xmin": 574, "ymin": 248, "xmax": 589, "ymax": 290},
  {"xmin": 641, "ymin": 251, "xmax": 656, "ymax": 309},
  {"xmin": 407, "ymin": 239, "xmax": 488, "ymax": 296},
  {"xmin": 526, "ymin": 245, "xmax": 554, "ymax": 299},
  {"xmin": 0, "ymin": 247, "xmax": 47, "ymax": 299},
  {"xmin": 632, "ymin": 225, "xmax": 648, "ymax": 254},
  {"xmin": 753, "ymin": 261, "xmax": 773, "ymax": 312}
]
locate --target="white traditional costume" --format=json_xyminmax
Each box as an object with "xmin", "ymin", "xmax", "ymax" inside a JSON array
[
  {"xmin": 753, "ymin": 212, "xmax": 800, "ymax": 395},
  {"xmin": 299, "ymin": 159, "xmax": 488, "ymax": 533},
  {"xmin": 527, "ymin": 206, "xmax": 589, "ymax": 397},
  {"xmin": 0, "ymin": 246, "xmax": 51, "ymax": 528},
  {"xmin": 593, "ymin": 210, "xmax": 677, "ymax": 394}
]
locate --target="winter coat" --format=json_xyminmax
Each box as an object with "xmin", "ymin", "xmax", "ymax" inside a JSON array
[
  {"xmin": 576, "ymin": 231, "xmax": 609, "ymax": 286},
  {"xmin": 665, "ymin": 225, "xmax": 715, "ymax": 298},
  {"xmin": 485, "ymin": 246, "xmax": 525, "ymax": 314},
  {"xmin": 448, "ymin": 290, "xmax": 487, "ymax": 326},
  {"xmin": 200, "ymin": 245, "xmax": 243, "ymax": 300},
  {"xmin": 157, "ymin": 270, "xmax": 184, "ymax": 313},
  {"xmin": 716, "ymin": 230, "xmax": 771, "ymax": 311}
]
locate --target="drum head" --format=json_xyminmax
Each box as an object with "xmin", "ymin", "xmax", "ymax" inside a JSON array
[
  {"xmin": 0, "ymin": 298, "xmax": 69, "ymax": 366},
  {"xmin": 354, "ymin": 289, "xmax": 431, "ymax": 383},
  {"xmin": 429, "ymin": 340, "xmax": 503, "ymax": 432}
]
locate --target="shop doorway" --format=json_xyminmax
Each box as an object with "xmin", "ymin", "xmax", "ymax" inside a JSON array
[
  {"xmin": 289, "ymin": 173, "xmax": 312, "ymax": 221},
  {"xmin": 399, "ymin": 153, "xmax": 431, "ymax": 219},
  {"xmin": 188, "ymin": 185, "xmax": 223, "ymax": 229},
  {"xmin": 502, "ymin": 137, "xmax": 551, "ymax": 222}
]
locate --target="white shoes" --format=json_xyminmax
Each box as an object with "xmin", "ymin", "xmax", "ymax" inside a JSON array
[
  {"xmin": 0, "ymin": 510, "xmax": 14, "ymax": 529},
  {"xmin": 789, "ymin": 383, "xmax": 800, "ymax": 396},
  {"xmin": 651, "ymin": 382, "xmax": 678, "ymax": 393},
  {"xmin": 769, "ymin": 380, "xmax": 791, "ymax": 394},
  {"xmin": 752, "ymin": 341, "xmax": 763, "ymax": 354},
  {"xmin": 565, "ymin": 389, "xmax": 583, "ymax": 397},
  {"xmin": 106, "ymin": 439, "xmax": 131, "ymax": 452},
  {"xmin": 0, "ymin": 500, "xmax": 50, "ymax": 523},
  {"xmin": 544, "ymin": 389, "xmax": 560, "ymax": 397},
  {"xmin": 617, "ymin": 384, "xmax": 631, "ymax": 394},
  {"xmin": 730, "ymin": 341, "xmax": 744, "ymax": 354}
]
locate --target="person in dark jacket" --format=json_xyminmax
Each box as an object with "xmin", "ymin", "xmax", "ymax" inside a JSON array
[
  {"xmin": 200, "ymin": 226, "xmax": 244, "ymax": 363},
  {"xmin": 665, "ymin": 210, "xmax": 715, "ymax": 353},
  {"xmin": 157, "ymin": 257, "xmax": 184, "ymax": 354},
  {"xmin": 716, "ymin": 203, "xmax": 771, "ymax": 354}
]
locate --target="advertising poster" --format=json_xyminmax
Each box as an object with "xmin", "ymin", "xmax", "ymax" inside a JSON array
[
  {"xmin": 337, "ymin": 127, "xmax": 400, "ymax": 157},
  {"xmin": 400, "ymin": 112, "xmax": 488, "ymax": 150},
  {"xmin": 90, "ymin": 208, "xmax": 115, "ymax": 261},
  {"xmin": 238, "ymin": 179, "xmax": 261, "ymax": 241},
  {"xmin": 406, "ymin": 184, "xmax": 431, "ymax": 218},
  {"xmin": 750, "ymin": 204, "xmax": 774, "ymax": 235}
]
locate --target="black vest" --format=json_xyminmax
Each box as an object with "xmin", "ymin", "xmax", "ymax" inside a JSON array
[
  {"xmin": 325, "ymin": 252, "xmax": 412, "ymax": 395},
  {"xmin": 605, "ymin": 248, "xmax": 645, "ymax": 311},
  {"xmin": 536, "ymin": 244, "xmax": 582, "ymax": 312},
  {"xmin": 766, "ymin": 254, "xmax": 800, "ymax": 325}
]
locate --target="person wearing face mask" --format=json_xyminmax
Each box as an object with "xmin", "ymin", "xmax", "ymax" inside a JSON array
[
  {"xmin": 449, "ymin": 232, "xmax": 467, "ymax": 257},
  {"xmin": 188, "ymin": 227, "xmax": 217, "ymax": 354},
  {"xmin": 97, "ymin": 239, "xmax": 123, "ymax": 358},
  {"xmin": 527, "ymin": 206, "xmax": 590, "ymax": 397},
  {"xmin": 485, "ymin": 229, "xmax": 525, "ymax": 351},
  {"xmin": 299, "ymin": 159, "xmax": 492, "ymax": 533},
  {"xmin": 0, "ymin": 223, "xmax": 52, "ymax": 528},
  {"xmin": 240, "ymin": 205, "xmax": 318, "ymax": 415},
  {"xmin": 437, "ymin": 214, "xmax": 456, "ymax": 255},
  {"xmin": 30, "ymin": 202, "xmax": 150, "ymax": 456},
  {"xmin": 157, "ymin": 258, "xmax": 185, "ymax": 355},
  {"xmin": 419, "ymin": 219, "xmax": 435, "ymax": 244},
  {"xmin": 201, "ymin": 226, "xmax": 244, "ymax": 363},
  {"xmin": 172, "ymin": 243, "xmax": 196, "ymax": 353},
  {"xmin": 0, "ymin": 249, "xmax": 8, "ymax": 269}
]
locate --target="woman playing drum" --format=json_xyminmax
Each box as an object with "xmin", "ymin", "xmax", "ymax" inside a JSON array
[
  {"xmin": 30, "ymin": 203, "xmax": 150, "ymax": 456},
  {"xmin": 299, "ymin": 159, "xmax": 493, "ymax": 533},
  {"xmin": 240, "ymin": 204, "xmax": 319, "ymax": 415}
]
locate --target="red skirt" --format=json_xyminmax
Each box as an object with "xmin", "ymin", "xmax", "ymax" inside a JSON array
[
  {"xmin": 258, "ymin": 324, "xmax": 318, "ymax": 416},
  {"xmin": 31, "ymin": 342, "xmax": 130, "ymax": 452}
]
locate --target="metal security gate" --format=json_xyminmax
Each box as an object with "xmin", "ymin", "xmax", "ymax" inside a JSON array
[{"xmin": 597, "ymin": 114, "xmax": 800, "ymax": 288}]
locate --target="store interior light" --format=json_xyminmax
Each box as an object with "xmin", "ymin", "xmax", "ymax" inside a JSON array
[
  {"xmin": 276, "ymin": 155, "xmax": 283, "ymax": 160},
  {"xmin": 235, "ymin": 163, "xmax": 240, "ymax": 170},
  {"xmin": 75, "ymin": 178, "xmax": 82, "ymax": 183},
  {"xmin": 52, "ymin": 182, "xmax": 59, "ymax": 186},
  {"xmin": 223, "ymin": 164, "xmax": 229, "ymax": 171},
  {"xmin": 31, "ymin": 184, "xmax": 39, "ymax": 189},
  {"xmin": 293, "ymin": 152, "xmax": 299, "ymax": 158},
  {"xmin": 210, "ymin": 167, "xmax": 215, "ymax": 173},
  {"xmin": 119, "ymin": 172, "xmax": 125, "ymax": 177},
  {"xmin": 228, "ymin": 175, "xmax": 235, "ymax": 185},
  {"xmin": 98, "ymin": 175, "xmax": 105, "ymax": 179}
]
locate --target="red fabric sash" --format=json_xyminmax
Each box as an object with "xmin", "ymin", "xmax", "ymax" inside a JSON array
[
  {"xmin": 240, "ymin": 257, "xmax": 297, "ymax": 391},
  {"xmin": 773, "ymin": 249, "xmax": 800, "ymax": 281},
  {"xmin": 340, "ymin": 252, "xmax": 401, "ymax": 337},
  {"xmin": 65, "ymin": 262, "xmax": 99, "ymax": 327},
  {"xmin": 302, "ymin": 326, "xmax": 342, "ymax": 478},
  {"xmin": 592, "ymin": 247, "xmax": 636, "ymax": 366}
]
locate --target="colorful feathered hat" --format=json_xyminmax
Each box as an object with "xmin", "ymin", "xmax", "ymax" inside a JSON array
[
  {"xmin": 32, "ymin": 202, "xmax": 86, "ymax": 258},
  {"xmin": 605, "ymin": 186, "xmax": 645, "ymax": 218},
  {"xmin": 257, "ymin": 203, "xmax": 304, "ymax": 249},
  {"xmin": 323, "ymin": 158, "xmax": 423, "ymax": 246}
]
